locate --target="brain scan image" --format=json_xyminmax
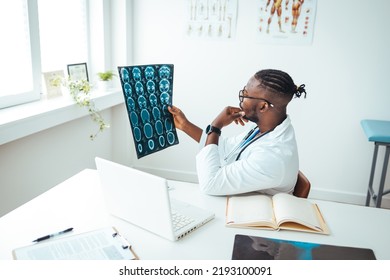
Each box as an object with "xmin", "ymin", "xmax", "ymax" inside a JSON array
[
  {"xmin": 159, "ymin": 79, "xmax": 170, "ymax": 93},
  {"xmin": 127, "ymin": 97, "xmax": 135, "ymax": 110},
  {"xmin": 159, "ymin": 135, "xmax": 165, "ymax": 147},
  {"xmin": 137, "ymin": 95, "xmax": 147, "ymax": 109},
  {"xmin": 143, "ymin": 123, "xmax": 153, "ymax": 139},
  {"xmin": 160, "ymin": 92, "xmax": 170, "ymax": 104},
  {"xmin": 118, "ymin": 64, "xmax": 178, "ymax": 158},
  {"xmin": 133, "ymin": 127, "xmax": 142, "ymax": 142},
  {"xmin": 130, "ymin": 111, "xmax": 139, "ymax": 127},
  {"xmin": 155, "ymin": 120, "xmax": 163, "ymax": 135},
  {"xmin": 124, "ymin": 83, "xmax": 132, "ymax": 96},
  {"xmin": 145, "ymin": 66, "xmax": 155, "ymax": 80},
  {"xmin": 121, "ymin": 68, "xmax": 130, "ymax": 83},
  {"xmin": 140, "ymin": 109, "xmax": 150, "ymax": 124},
  {"xmin": 135, "ymin": 81, "xmax": 144, "ymax": 96},
  {"xmin": 167, "ymin": 132, "xmax": 176, "ymax": 145},
  {"xmin": 162, "ymin": 105, "xmax": 170, "ymax": 116},
  {"xmin": 146, "ymin": 80, "xmax": 156, "ymax": 94},
  {"xmin": 148, "ymin": 139, "xmax": 155, "ymax": 150},
  {"xmin": 132, "ymin": 67, "xmax": 142, "ymax": 81},
  {"xmin": 152, "ymin": 107, "xmax": 161, "ymax": 120},
  {"xmin": 159, "ymin": 65, "xmax": 171, "ymax": 79},
  {"xmin": 149, "ymin": 94, "xmax": 158, "ymax": 107},
  {"xmin": 165, "ymin": 118, "xmax": 173, "ymax": 132}
]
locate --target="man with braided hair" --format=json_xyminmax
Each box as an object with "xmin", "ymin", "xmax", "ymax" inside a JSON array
[{"xmin": 168, "ymin": 69, "xmax": 306, "ymax": 195}]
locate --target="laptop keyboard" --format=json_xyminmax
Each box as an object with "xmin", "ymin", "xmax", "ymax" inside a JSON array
[{"xmin": 171, "ymin": 211, "xmax": 194, "ymax": 232}]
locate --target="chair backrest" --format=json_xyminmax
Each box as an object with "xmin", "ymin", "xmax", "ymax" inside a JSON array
[{"xmin": 293, "ymin": 171, "xmax": 311, "ymax": 198}]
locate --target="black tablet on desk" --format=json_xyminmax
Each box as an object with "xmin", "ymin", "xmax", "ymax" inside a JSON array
[{"xmin": 232, "ymin": 234, "xmax": 376, "ymax": 260}]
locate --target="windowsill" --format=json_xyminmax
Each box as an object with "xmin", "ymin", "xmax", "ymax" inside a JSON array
[{"xmin": 0, "ymin": 88, "xmax": 124, "ymax": 145}]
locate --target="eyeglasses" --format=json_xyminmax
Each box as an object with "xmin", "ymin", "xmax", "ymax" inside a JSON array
[{"xmin": 238, "ymin": 88, "xmax": 274, "ymax": 108}]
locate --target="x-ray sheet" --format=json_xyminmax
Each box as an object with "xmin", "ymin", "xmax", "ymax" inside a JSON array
[{"xmin": 118, "ymin": 64, "xmax": 179, "ymax": 159}]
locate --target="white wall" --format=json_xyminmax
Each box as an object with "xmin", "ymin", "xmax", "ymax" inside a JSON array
[
  {"xmin": 129, "ymin": 0, "xmax": 390, "ymax": 205},
  {"xmin": 110, "ymin": 0, "xmax": 135, "ymax": 166},
  {"xmin": 0, "ymin": 109, "xmax": 111, "ymax": 216},
  {"xmin": 0, "ymin": 102, "xmax": 135, "ymax": 217}
]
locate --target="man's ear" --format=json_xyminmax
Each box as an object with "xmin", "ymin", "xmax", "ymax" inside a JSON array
[{"xmin": 258, "ymin": 101, "xmax": 269, "ymax": 112}]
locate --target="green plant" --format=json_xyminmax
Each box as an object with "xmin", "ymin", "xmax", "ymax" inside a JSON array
[
  {"xmin": 97, "ymin": 70, "xmax": 116, "ymax": 81},
  {"xmin": 63, "ymin": 78, "xmax": 110, "ymax": 140}
]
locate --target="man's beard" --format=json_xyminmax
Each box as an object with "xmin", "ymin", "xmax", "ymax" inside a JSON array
[
  {"xmin": 240, "ymin": 102, "xmax": 258, "ymax": 123},
  {"xmin": 243, "ymin": 114, "xmax": 258, "ymax": 123}
]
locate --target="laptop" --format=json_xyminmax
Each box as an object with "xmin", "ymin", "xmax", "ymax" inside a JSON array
[{"xmin": 95, "ymin": 157, "xmax": 215, "ymax": 241}]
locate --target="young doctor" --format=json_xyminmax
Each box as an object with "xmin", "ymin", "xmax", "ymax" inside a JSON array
[{"xmin": 168, "ymin": 69, "xmax": 306, "ymax": 196}]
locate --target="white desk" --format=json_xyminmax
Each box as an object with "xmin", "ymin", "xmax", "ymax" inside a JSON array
[{"xmin": 1, "ymin": 169, "xmax": 389, "ymax": 260}]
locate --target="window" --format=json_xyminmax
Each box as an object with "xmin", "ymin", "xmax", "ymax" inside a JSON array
[
  {"xmin": 0, "ymin": 0, "xmax": 89, "ymax": 109},
  {"xmin": 0, "ymin": 0, "xmax": 39, "ymax": 109},
  {"xmin": 38, "ymin": 0, "xmax": 88, "ymax": 72}
]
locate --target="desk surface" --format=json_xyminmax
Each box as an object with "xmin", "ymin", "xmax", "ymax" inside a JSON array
[{"xmin": 1, "ymin": 169, "xmax": 389, "ymax": 260}]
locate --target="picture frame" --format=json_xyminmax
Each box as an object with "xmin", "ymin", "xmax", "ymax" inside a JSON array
[
  {"xmin": 67, "ymin": 62, "xmax": 89, "ymax": 81},
  {"xmin": 42, "ymin": 70, "xmax": 65, "ymax": 98}
]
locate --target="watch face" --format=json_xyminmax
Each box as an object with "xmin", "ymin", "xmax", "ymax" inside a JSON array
[
  {"xmin": 206, "ymin": 125, "xmax": 221, "ymax": 135},
  {"xmin": 206, "ymin": 125, "xmax": 211, "ymax": 134}
]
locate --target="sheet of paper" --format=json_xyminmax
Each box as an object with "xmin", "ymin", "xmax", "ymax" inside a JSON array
[
  {"xmin": 227, "ymin": 195, "xmax": 274, "ymax": 224},
  {"xmin": 13, "ymin": 227, "xmax": 136, "ymax": 260},
  {"xmin": 272, "ymin": 193, "xmax": 321, "ymax": 229}
]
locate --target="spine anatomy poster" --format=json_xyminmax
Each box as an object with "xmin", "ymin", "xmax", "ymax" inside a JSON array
[
  {"xmin": 118, "ymin": 64, "xmax": 179, "ymax": 159},
  {"xmin": 186, "ymin": 0, "xmax": 238, "ymax": 39}
]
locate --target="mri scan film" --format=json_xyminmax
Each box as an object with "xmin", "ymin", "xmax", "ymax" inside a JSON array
[{"xmin": 118, "ymin": 64, "xmax": 179, "ymax": 159}]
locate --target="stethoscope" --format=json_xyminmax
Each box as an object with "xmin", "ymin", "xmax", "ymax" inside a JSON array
[{"xmin": 224, "ymin": 126, "xmax": 273, "ymax": 162}]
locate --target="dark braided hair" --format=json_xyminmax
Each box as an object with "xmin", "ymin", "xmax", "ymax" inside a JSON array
[{"xmin": 254, "ymin": 69, "xmax": 306, "ymax": 99}]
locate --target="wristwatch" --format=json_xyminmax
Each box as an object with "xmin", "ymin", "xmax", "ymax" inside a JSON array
[{"xmin": 205, "ymin": 125, "xmax": 221, "ymax": 136}]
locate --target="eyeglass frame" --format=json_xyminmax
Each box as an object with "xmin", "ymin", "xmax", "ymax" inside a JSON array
[{"xmin": 238, "ymin": 88, "xmax": 274, "ymax": 107}]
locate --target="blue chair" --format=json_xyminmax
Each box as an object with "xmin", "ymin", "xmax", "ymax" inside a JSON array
[{"xmin": 361, "ymin": 119, "xmax": 390, "ymax": 207}]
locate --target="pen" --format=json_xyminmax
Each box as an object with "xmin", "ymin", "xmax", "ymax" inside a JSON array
[{"xmin": 32, "ymin": 227, "xmax": 73, "ymax": 242}]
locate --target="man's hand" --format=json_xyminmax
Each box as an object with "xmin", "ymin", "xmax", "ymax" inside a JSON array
[
  {"xmin": 211, "ymin": 106, "xmax": 248, "ymax": 129},
  {"xmin": 168, "ymin": 105, "xmax": 203, "ymax": 142},
  {"xmin": 168, "ymin": 105, "xmax": 188, "ymax": 131}
]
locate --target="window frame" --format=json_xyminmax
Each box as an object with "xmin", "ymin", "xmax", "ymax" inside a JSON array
[
  {"xmin": 0, "ymin": 0, "xmax": 94, "ymax": 109},
  {"xmin": 0, "ymin": 0, "xmax": 41, "ymax": 109},
  {"xmin": 0, "ymin": 0, "xmax": 134, "ymax": 144},
  {"xmin": 0, "ymin": 0, "xmax": 126, "ymax": 110}
]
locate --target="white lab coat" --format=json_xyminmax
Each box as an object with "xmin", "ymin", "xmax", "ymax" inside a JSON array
[{"xmin": 196, "ymin": 116, "xmax": 298, "ymax": 195}]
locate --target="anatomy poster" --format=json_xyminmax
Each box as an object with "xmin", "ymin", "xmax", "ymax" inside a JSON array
[
  {"xmin": 118, "ymin": 64, "xmax": 179, "ymax": 159},
  {"xmin": 186, "ymin": 0, "xmax": 238, "ymax": 39},
  {"xmin": 257, "ymin": 0, "xmax": 317, "ymax": 45}
]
